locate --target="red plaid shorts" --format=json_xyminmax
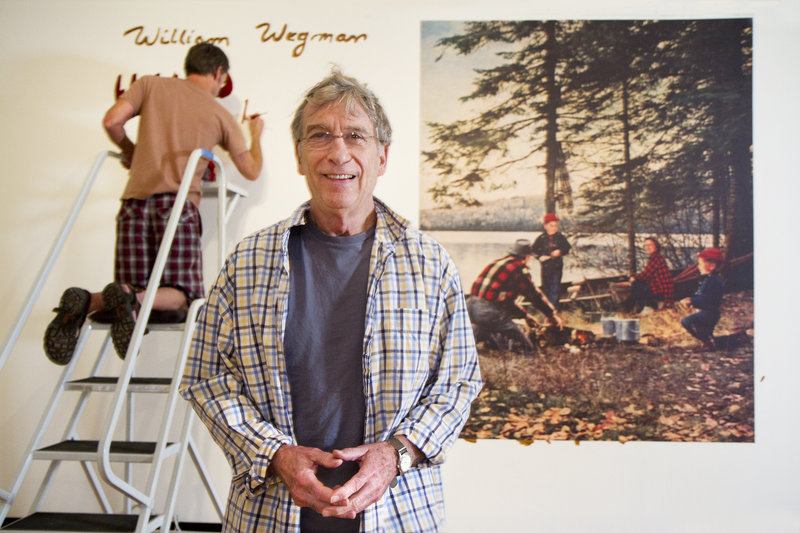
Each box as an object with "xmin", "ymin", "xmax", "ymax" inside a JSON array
[{"xmin": 114, "ymin": 193, "xmax": 204, "ymax": 302}]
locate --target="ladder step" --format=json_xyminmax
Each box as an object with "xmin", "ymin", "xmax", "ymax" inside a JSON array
[
  {"xmin": 33, "ymin": 440, "xmax": 176, "ymax": 463},
  {"xmin": 88, "ymin": 307, "xmax": 188, "ymax": 329},
  {"xmin": 1, "ymin": 516, "xmax": 223, "ymax": 532},
  {"xmin": 87, "ymin": 320, "xmax": 186, "ymax": 332},
  {"xmin": 66, "ymin": 377, "xmax": 172, "ymax": 393},
  {"xmin": 169, "ymin": 522, "xmax": 223, "ymax": 532},
  {"xmin": 0, "ymin": 512, "xmax": 149, "ymax": 531}
]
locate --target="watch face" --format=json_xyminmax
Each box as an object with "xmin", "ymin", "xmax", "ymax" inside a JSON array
[{"xmin": 399, "ymin": 454, "xmax": 412, "ymax": 473}]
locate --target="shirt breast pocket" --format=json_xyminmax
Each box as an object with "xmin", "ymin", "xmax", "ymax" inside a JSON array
[{"xmin": 374, "ymin": 308, "xmax": 435, "ymax": 387}]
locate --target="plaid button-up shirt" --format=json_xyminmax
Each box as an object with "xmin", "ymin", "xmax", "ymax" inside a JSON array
[
  {"xmin": 635, "ymin": 251, "xmax": 675, "ymax": 305},
  {"xmin": 181, "ymin": 199, "xmax": 482, "ymax": 532}
]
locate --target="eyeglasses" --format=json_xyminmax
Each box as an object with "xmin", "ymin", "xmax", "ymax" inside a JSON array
[{"xmin": 299, "ymin": 130, "xmax": 377, "ymax": 150}]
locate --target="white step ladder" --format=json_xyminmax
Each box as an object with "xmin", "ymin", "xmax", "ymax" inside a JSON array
[{"xmin": 0, "ymin": 149, "xmax": 246, "ymax": 532}]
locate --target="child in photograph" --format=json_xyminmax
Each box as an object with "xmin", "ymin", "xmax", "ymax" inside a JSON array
[
  {"xmin": 680, "ymin": 248, "xmax": 725, "ymax": 351},
  {"xmin": 531, "ymin": 213, "xmax": 571, "ymax": 310}
]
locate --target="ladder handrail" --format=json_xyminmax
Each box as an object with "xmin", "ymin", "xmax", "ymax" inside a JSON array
[
  {"xmin": 215, "ymin": 159, "xmax": 227, "ymax": 272},
  {"xmin": 96, "ymin": 149, "xmax": 224, "ymax": 505},
  {"xmin": 129, "ymin": 297, "xmax": 205, "ymax": 532},
  {"xmin": 0, "ymin": 151, "xmax": 122, "ymax": 374},
  {"xmin": 144, "ymin": 297, "xmax": 206, "ymax": 532}
]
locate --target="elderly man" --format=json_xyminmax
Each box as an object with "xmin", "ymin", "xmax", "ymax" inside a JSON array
[{"xmin": 180, "ymin": 70, "xmax": 481, "ymax": 532}]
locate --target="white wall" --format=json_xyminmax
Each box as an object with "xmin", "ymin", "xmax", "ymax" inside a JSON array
[{"xmin": 0, "ymin": 0, "xmax": 798, "ymax": 531}]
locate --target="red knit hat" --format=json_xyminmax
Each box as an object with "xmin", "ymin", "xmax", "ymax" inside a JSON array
[
  {"xmin": 697, "ymin": 248, "xmax": 724, "ymax": 264},
  {"xmin": 543, "ymin": 213, "xmax": 559, "ymax": 224}
]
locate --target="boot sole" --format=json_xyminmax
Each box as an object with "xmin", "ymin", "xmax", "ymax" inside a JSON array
[
  {"xmin": 102, "ymin": 283, "xmax": 137, "ymax": 360},
  {"xmin": 44, "ymin": 287, "xmax": 90, "ymax": 365}
]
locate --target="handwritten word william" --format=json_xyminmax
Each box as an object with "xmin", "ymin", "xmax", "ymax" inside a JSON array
[{"xmin": 123, "ymin": 26, "xmax": 230, "ymax": 47}]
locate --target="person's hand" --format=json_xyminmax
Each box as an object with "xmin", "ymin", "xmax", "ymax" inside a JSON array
[
  {"xmin": 247, "ymin": 114, "xmax": 264, "ymax": 139},
  {"xmin": 551, "ymin": 250, "xmax": 561, "ymax": 258},
  {"xmin": 523, "ymin": 314, "xmax": 540, "ymax": 329},
  {"xmin": 320, "ymin": 442, "xmax": 398, "ymax": 520},
  {"xmin": 539, "ymin": 255, "xmax": 550, "ymax": 262},
  {"xmin": 269, "ymin": 444, "xmax": 344, "ymax": 514},
  {"xmin": 120, "ymin": 142, "xmax": 135, "ymax": 169},
  {"xmin": 549, "ymin": 314, "xmax": 564, "ymax": 330},
  {"xmin": 629, "ymin": 276, "xmax": 636, "ymax": 283}
]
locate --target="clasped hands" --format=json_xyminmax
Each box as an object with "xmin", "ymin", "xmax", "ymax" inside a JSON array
[{"xmin": 270, "ymin": 441, "xmax": 398, "ymax": 520}]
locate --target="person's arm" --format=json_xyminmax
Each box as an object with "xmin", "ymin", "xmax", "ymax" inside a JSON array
[
  {"xmin": 690, "ymin": 274, "xmax": 724, "ymax": 310},
  {"xmin": 180, "ymin": 242, "xmax": 295, "ymax": 494},
  {"xmin": 229, "ymin": 115, "xmax": 264, "ymax": 181},
  {"xmin": 517, "ymin": 266, "xmax": 556, "ymax": 317},
  {"xmin": 518, "ymin": 271, "xmax": 563, "ymax": 328},
  {"xmin": 531, "ymin": 234, "xmax": 549, "ymax": 262},
  {"xmin": 652, "ymin": 257, "xmax": 675, "ymax": 304},
  {"xmin": 558, "ymin": 233, "xmax": 571, "ymax": 255},
  {"xmin": 635, "ymin": 255, "xmax": 656, "ymax": 282},
  {"xmin": 391, "ymin": 254, "xmax": 482, "ymax": 463},
  {"xmin": 102, "ymin": 98, "xmax": 137, "ymax": 167}
]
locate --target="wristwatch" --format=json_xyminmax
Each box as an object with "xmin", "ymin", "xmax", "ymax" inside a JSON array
[{"xmin": 388, "ymin": 436, "xmax": 412, "ymax": 487}]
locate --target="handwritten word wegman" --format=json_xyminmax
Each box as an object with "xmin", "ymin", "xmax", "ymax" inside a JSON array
[{"xmin": 255, "ymin": 22, "xmax": 367, "ymax": 58}]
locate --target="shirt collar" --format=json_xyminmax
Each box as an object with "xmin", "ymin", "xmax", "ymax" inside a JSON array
[{"xmin": 282, "ymin": 197, "xmax": 410, "ymax": 250}]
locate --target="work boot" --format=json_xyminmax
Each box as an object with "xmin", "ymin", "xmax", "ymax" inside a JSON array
[
  {"xmin": 44, "ymin": 287, "xmax": 90, "ymax": 365},
  {"xmin": 102, "ymin": 282, "xmax": 141, "ymax": 359}
]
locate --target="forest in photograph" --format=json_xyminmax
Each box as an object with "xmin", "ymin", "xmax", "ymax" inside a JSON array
[{"xmin": 420, "ymin": 19, "xmax": 754, "ymax": 442}]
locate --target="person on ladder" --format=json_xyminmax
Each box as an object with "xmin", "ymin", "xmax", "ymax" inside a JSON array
[{"xmin": 43, "ymin": 42, "xmax": 264, "ymax": 364}]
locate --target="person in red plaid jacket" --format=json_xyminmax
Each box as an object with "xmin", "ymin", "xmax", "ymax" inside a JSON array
[
  {"xmin": 468, "ymin": 239, "xmax": 563, "ymax": 354},
  {"xmin": 630, "ymin": 237, "xmax": 675, "ymax": 313}
]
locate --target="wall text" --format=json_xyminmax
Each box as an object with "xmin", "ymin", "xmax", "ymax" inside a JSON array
[
  {"xmin": 255, "ymin": 22, "xmax": 367, "ymax": 58},
  {"xmin": 123, "ymin": 26, "xmax": 230, "ymax": 47}
]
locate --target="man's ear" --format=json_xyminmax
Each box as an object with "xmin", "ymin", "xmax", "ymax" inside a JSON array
[
  {"xmin": 377, "ymin": 143, "xmax": 389, "ymax": 177},
  {"xmin": 294, "ymin": 142, "xmax": 305, "ymax": 175}
]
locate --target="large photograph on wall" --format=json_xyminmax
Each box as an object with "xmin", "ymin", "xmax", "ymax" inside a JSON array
[{"xmin": 421, "ymin": 19, "xmax": 754, "ymax": 442}]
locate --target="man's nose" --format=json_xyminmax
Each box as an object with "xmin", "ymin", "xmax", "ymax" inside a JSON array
[{"xmin": 326, "ymin": 136, "xmax": 353, "ymax": 164}]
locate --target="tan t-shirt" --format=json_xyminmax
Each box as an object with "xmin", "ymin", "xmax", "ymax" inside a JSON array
[{"xmin": 120, "ymin": 76, "xmax": 247, "ymax": 206}]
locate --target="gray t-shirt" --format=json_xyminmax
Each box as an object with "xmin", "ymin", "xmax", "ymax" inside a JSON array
[{"xmin": 285, "ymin": 220, "xmax": 374, "ymax": 532}]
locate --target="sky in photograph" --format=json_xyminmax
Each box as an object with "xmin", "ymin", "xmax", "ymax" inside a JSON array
[{"xmin": 420, "ymin": 21, "xmax": 546, "ymax": 210}]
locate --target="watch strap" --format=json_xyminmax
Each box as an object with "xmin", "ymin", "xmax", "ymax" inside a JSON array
[
  {"xmin": 388, "ymin": 436, "xmax": 411, "ymax": 488},
  {"xmin": 388, "ymin": 435, "xmax": 407, "ymax": 451},
  {"xmin": 388, "ymin": 436, "xmax": 408, "ymax": 469}
]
